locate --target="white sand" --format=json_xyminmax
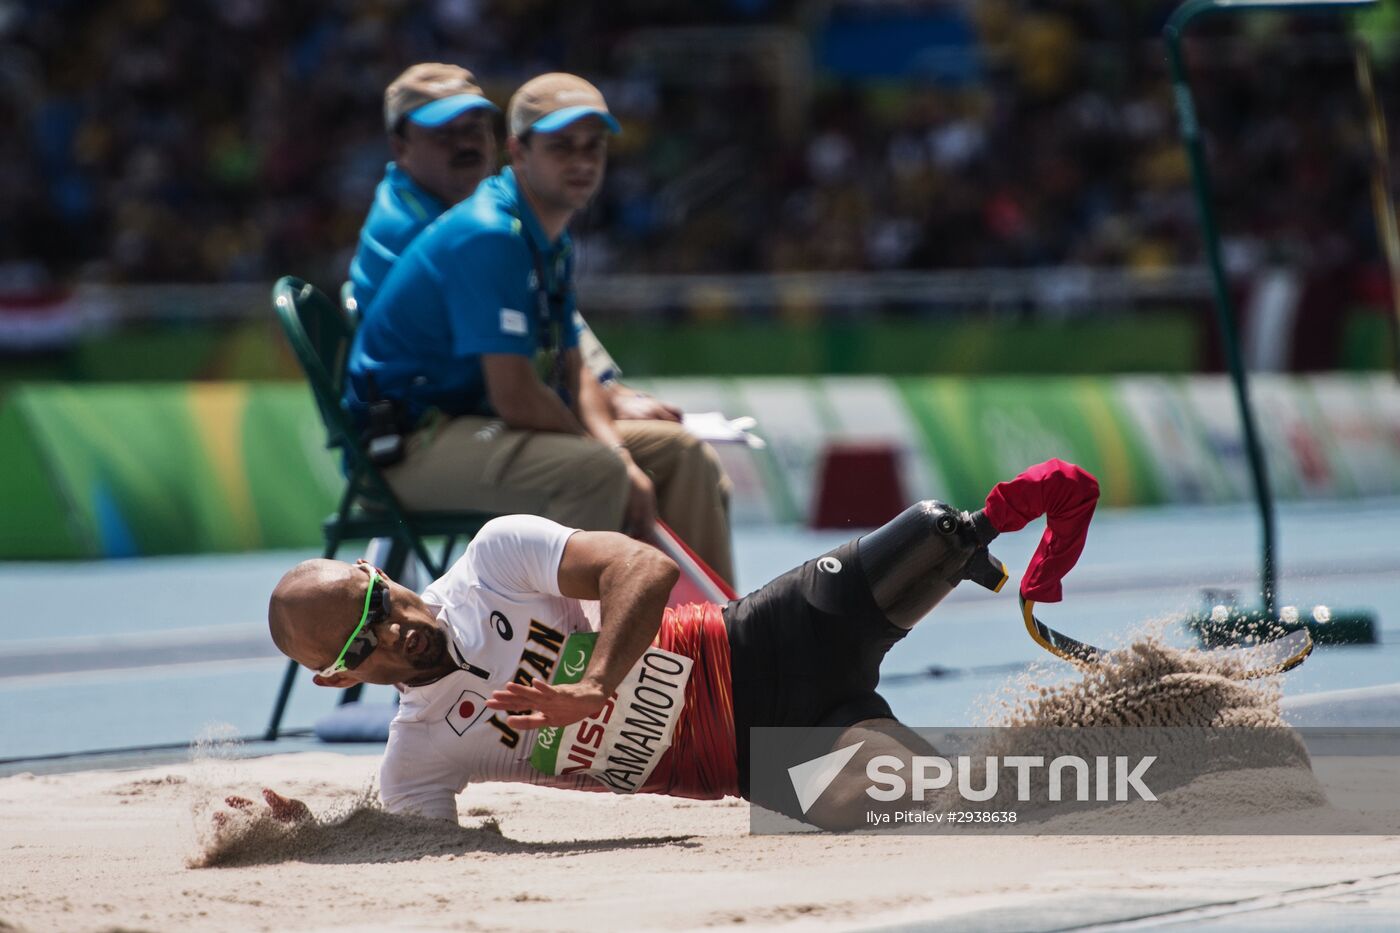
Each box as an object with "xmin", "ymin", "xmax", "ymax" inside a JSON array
[
  {"xmin": 5, "ymin": 639, "xmax": 1397, "ymax": 931},
  {"xmin": 3, "ymin": 749, "xmax": 1399, "ymax": 933}
]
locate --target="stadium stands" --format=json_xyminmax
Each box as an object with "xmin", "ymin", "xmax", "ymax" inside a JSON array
[{"xmin": 0, "ymin": 1, "xmax": 1392, "ymax": 305}]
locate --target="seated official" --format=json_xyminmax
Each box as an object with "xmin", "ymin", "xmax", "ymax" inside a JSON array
[
  {"xmin": 350, "ymin": 63, "xmax": 499, "ymax": 314},
  {"xmin": 345, "ymin": 73, "xmax": 733, "ymax": 583},
  {"xmin": 350, "ymin": 63, "xmax": 691, "ymax": 428}
]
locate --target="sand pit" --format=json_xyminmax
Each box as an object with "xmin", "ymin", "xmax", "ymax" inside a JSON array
[
  {"xmin": 991, "ymin": 635, "xmax": 1293, "ymax": 730},
  {"xmin": 940, "ymin": 636, "xmax": 1334, "ymax": 832},
  {"xmin": 4, "ymin": 641, "xmax": 1399, "ymax": 932}
]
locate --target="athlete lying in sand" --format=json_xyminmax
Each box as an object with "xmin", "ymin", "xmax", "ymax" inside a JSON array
[{"xmin": 264, "ymin": 461, "xmax": 1098, "ymax": 829}]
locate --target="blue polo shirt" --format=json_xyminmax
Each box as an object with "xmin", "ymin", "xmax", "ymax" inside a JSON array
[
  {"xmin": 346, "ymin": 168, "xmax": 581, "ymax": 423},
  {"xmin": 348, "ymin": 163, "xmax": 448, "ymax": 313}
]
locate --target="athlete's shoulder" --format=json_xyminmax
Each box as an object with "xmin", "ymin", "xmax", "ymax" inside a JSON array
[
  {"xmin": 475, "ymin": 514, "xmax": 577, "ymax": 543},
  {"xmin": 420, "ymin": 517, "xmax": 560, "ymax": 605},
  {"xmin": 465, "ymin": 515, "xmax": 576, "ymax": 599},
  {"xmin": 419, "ymin": 516, "xmax": 571, "ymax": 605},
  {"xmin": 470, "ymin": 515, "xmax": 576, "ymax": 562},
  {"xmin": 422, "ymin": 544, "xmax": 485, "ymax": 608}
]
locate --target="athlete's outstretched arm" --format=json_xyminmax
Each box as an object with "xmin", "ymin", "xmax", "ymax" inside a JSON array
[{"xmin": 485, "ymin": 531, "xmax": 677, "ymax": 729}]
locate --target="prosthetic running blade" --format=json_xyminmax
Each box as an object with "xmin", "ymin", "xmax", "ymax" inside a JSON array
[{"xmin": 1021, "ymin": 597, "xmax": 1314, "ymax": 678}]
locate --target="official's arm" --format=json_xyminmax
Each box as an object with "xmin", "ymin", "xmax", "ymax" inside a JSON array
[
  {"xmin": 482, "ymin": 353, "xmax": 586, "ymax": 434},
  {"xmin": 570, "ymin": 350, "xmax": 657, "ymax": 535},
  {"xmin": 572, "ymin": 349, "xmax": 626, "ymax": 447}
]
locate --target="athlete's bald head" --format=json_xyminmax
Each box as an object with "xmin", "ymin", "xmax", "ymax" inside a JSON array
[
  {"xmin": 268, "ymin": 559, "xmax": 362, "ymax": 669},
  {"xmin": 267, "ymin": 557, "xmax": 452, "ymax": 687}
]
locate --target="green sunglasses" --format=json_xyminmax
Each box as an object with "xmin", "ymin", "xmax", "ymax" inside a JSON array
[{"xmin": 316, "ymin": 569, "xmax": 390, "ymax": 677}]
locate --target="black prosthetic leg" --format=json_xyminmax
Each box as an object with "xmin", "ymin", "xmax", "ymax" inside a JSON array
[{"xmin": 856, "ymin": 501, "xmax": 1007, "ymax": 629}]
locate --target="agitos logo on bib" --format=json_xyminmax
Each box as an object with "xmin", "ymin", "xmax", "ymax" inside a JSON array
[{"xmin": 530, "ymin": 632, "xmax": 693, "ymax": 792}]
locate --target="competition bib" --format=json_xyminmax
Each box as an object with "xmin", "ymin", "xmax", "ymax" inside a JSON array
[{"xmin": 530, "ymin": 632, "xmax": 692, "ymax": 793}]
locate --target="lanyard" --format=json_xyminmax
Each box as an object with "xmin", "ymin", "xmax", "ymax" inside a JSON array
[{"xmin": 521, "ymin": 232, "xmax": 572, "ymax": 399}]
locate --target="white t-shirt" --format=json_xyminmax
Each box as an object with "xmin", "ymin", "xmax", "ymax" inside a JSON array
[{"xmin": 379, "ymin": 514, "xmax": 601, "ymax": 820}]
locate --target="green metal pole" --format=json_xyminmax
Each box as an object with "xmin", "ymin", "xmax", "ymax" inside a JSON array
[{"xmin": 1162, "ymin": 0, "xmax": 1375, "ymax": 618}]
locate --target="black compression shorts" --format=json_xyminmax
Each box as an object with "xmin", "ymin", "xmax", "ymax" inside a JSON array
[{"xmin": 724, "ymin": 536, "xmax": 908, "ymax": 799}]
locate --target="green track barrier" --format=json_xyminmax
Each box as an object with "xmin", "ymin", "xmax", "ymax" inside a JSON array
[
  {"xmin": 1, "ymin": 374, "xmax": 1396, "ymax": 559},
  {"xmin": 1, "ymin": 314, "xmax": 1201, "ymax": 386},
  {"xmin": 0, "ymin": 383, "xmax": 340, "ymax": 559},
  {"xmin": 897, "ymin": 377, "xmax": 1163, "ymax": 508},
  {"xmin": 0, "ymin": 399, "xmax": 81, "ymax": 558}
]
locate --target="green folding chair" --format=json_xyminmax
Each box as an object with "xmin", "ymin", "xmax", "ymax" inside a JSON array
[
  {"xmin": 340, "ymin": 280, "xmax": 359, "ymax": 326},
  {"xmin": 264, "ymin": 275, "xmax": 498, "ymax": 739}
]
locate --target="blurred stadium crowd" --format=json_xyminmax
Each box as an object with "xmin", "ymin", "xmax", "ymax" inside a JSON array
[{"xmin": 1, "ymin": 0, "xmax": 1395, "ymax": 290}]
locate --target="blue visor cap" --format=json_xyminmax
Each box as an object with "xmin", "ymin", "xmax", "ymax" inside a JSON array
[
  {"xmin": 408, "ymin": 94, "xmax": 499, "ymax": 127},
  {"xmin": 529, "ymin": 106, "xmax": 621, "ymax": 135}
]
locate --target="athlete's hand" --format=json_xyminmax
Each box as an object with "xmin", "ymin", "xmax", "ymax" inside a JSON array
[
  {"xmin": 486, "ymin": 678, "xmax": 610, "ymax": 730},
  {"xmin": 213, "ymin": 788, "xmax": 312, "ymax": 828},
  {"xmin": 611, "ymin": 391, "xmax": 682, "ymax": 422},
  {"xmin": 623, "ymin": 462, "xmax": 657, "ymax": 539}
]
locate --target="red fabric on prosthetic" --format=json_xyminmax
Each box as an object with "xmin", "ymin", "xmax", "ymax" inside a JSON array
[{"xmin": 983, "ymin": 459, "xmax": 1100, "ymax": 603}]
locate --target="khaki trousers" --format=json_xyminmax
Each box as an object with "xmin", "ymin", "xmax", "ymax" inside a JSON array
[
  {"xmin": 617, "ymin": 419, "xmax": 734, "ymax": 586},
  {"xmin": 382, "ymin": 417, "xmax": 734, "ymax": 585}
]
